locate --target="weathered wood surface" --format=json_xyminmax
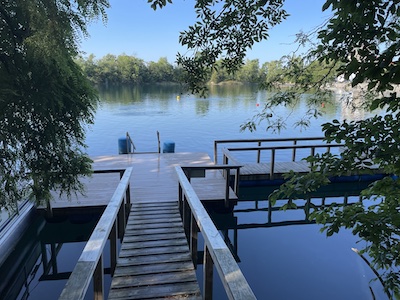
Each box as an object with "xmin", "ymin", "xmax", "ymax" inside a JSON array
[
  {"xmin": 44, "ymin": 153, "xmax": 237, "ymax": 209},
  {"xmin": 240, "ymin": 161, "xmax": 310, "ymax": 180},
  {"xmin": 108, "ymin": 201, "xmax": 201, "ymax": 300}
]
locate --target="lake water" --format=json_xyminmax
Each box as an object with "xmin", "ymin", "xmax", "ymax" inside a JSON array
[
  {"xmin": 86, "ymin": 84, "xmax": 356, "ymax": 159},
  {"xmin": 1, "ymin": 85, "xmax": 387, "ymax": 299}
]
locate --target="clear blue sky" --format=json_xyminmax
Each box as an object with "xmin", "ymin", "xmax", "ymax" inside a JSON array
[{"xmin": 79, "ymin": 0, "xmax": 332, "ymax": 64}]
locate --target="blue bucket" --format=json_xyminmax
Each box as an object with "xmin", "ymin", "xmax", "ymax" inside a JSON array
[
  {"xmin": 163, "ymin": 141, "xmax": 175, "ymax": 153},
  {"xmin": 118, "ymin": 137, "xmax": 132, "ymax": 154}
]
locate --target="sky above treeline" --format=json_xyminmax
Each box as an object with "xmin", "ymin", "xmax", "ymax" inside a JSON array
[{"xmin": 79, "ymin": 0, "xmax": 332, "ymax": 64}]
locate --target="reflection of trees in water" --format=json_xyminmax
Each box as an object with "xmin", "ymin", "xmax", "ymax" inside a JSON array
[
  {"xmin": 195, "ymin": 99, "xmax": 210, "ymax": 116},
  {"xmin": 97, "ymin": 84, "xmax": 183, "ymax": 104},
  {"xmin": 96, "ymin": 85, "xmax": 349, "ymax": 121}
]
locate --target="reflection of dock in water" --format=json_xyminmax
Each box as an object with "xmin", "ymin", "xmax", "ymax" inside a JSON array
[{"xmin": 204, "ymin": 182, "xmax": 369, "ymax": 264}]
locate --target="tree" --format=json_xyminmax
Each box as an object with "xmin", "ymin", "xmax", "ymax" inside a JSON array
[
  {"xmin": 236, "ymin": 59, "xmax": 261, "ymax": 83},
  {"xmin": 0, "ymin": 0, "xmax": 108, "ymax": 210},
  {"xmin": 146, "ymin": 57, "xmax": 174, "ymax": 83},
  {"xmin": 253, "ymin": 1, "xmax": 400, "ymax": 296}
]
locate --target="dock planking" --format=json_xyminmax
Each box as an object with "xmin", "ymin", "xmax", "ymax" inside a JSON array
[
  {"xmin": 43, "ymin": 152, "xmax": 237, "ymax": 210},
  {"xmin": 107, "ymin": 201, "xmax": 201, "ymax": 300}
]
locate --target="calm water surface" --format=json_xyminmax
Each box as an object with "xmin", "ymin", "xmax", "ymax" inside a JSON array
[{"xmin": 86, "ymin": 84, "xmax": 354, "ymax": 158}]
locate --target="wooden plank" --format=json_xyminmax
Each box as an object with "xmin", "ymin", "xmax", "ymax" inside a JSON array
[
  {"xmin": 120, "ymin": 238, "xmax": 187, "ymax": 250},
  {"xmin": 122, "ymin": 232, "xmax": 185, "ymax": 243},
  {"xmin": 111, "ymin": 271, "xmax": 198, "ymax": 288},
  {"xmin": 114, "ymin": 261, "xmax": 195, "ymax": 277},
  {"xmin": 108, "ymin": 282, "xmax": 201, "ymax": 300},
  {"xmin": 119, "ymin": 245, "xmax": 190, "ymax": 257}
]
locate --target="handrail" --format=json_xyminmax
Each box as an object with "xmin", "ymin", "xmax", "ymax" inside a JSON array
[
  {"xmin": 126, "ymin": 132, "xmax": 136, "ymax": 153},
  {"xmin": 175, "ymin": 166, "xmax": 256, "ymax": 300},
  {"xmin": 59, "ymin": 167, "xmax": 133, "ymax": 300},
  {"xmin": 222, "ymin": 144, "xmax": 343, "ymax": 179},
  {"xmin": 214, "ymin": 137, "xmax": 327, "ymax": 164},
  {"xmin": 181, "ymin": 165, "xmax": 241, "ymax": 207}
]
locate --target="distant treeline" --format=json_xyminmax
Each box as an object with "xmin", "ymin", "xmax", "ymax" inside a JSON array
[{"xmin": 76, "ymin": 54, "xmax": 338, "ymax": 86}]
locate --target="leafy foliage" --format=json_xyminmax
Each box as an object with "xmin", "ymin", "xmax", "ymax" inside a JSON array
[
  {"xmin": 0, "ymin": 0, "xmax": 108, "ymax": 210},
  {"xmin": 149, "ymin": 0, "xmax": 289, "ymax": 95},
  {"xmin": 263, "ymin": 0, "xmax": 400, "ymax": 296}
]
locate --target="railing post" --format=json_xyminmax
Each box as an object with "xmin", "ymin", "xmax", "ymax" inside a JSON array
[
  {"xmin": 118, "ymin": 202, "xmax": 126, "ymax": 241},
  {"xmin": 257, "ymin": 141, "xmax": 262, "ymax": 163},
  {"xmin": 178, "ymin": 183, "xmax": 183, "ymax": 215},
  {"xmin": 203, "ymin": 245, "xmax": 213, "ymax": 300},
  {"xmin": 234, "ymin": 166, "xmax": 240, "ymax": 195},
  {"xmin": 125, "ymin": 182, "xmax": 131, "ymax": 216},
  {"xmin": 183, "ymin": 196, "xmax": 191, "ymax": 240},
  {"xmin": 214, "ymin": 141, "xmax": 218, "ymax": 164},
  {"xmin": 225, "ymin": 168, "xmax": 230, "ymax": 207},
  {"xmin": 94, "ymin": 255, "xmax": 104, "ymax": 300},
  {"xmin": 110, "ymin": 220, "xmax": 117, "ymax": 276},
  {"xmin": 191, "ymin": 214, "xmax": 198, "ymax": 268},
  {"xmin": 270, "ymin": 148, "xmax": 276, "ymax": 180},
  {"xmin": 292, "ymin": 140, "xmax": 297, "ymax": 161}
]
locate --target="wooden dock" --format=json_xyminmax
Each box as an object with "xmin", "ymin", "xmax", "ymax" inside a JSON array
[
  {"xmin": 108, "ymin": 201, "xmax": 201, "ymax": 299},
  {"xmin": 47, "ymin": 152, "xmax": 237, "ymax": 210},
  {"xmin": 55, "ymin": 152, "xmax": 239, "ymax": 299}
]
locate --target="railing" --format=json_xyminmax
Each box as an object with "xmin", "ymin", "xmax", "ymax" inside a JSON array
[
  {"xmin": 176, "ymin": 166, "xmax": 256, "ymax": 300},
  {"xmin": 181, "ymin": 165, "xmax": 241, "ymax": 208},
  {"xmin": 126, "ymin": 132, "xmax": 136, "ymax": 154},
  {"xmin": 214, "ymin": 137, "xmax": 329, "ymax": 164},
  {"xmin": 59, "ymin": 167, "xmax": 133, "ymax": 300},
  {"xmin": 222, "ymin": 143, "xmax": 343, "ymax": 180}
]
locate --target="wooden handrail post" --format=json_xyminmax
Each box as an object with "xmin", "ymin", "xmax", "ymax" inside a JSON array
[
  {"xmin": 118, "ymin": 201, "xmax": 126, "ymax": 241},
  {"xmin": 214, "ymin": 141, "xmax": 218, "ymax": 164},
  {"xmin": 225, "ymin": 168, "xmax": 230, "ymax": 207},
  {"xmin": 125, "ymin": 181, "xmax": 131, "ymax": 215},
  {"xmin": 203, "ymin": 245, "xmax": 213, "ymax": 300},
  {"xmin": 178, "ymin": 183, "xmax": 183, "ymax": 215},
  {"xmin": 110, "ymin": 221, "xmax": 118, "ymax": 276},
  {"xmin": 234, "ymin": 167, "xmax": 240, "ymax": 195},
  {"xmin": 94, "ymin": 255, "xmax": 104, "ymax": 300},
  {"xmin": 183, "ymin": 197, "xmax": 191, "ymax": 240},
  {"xmin": 190, "ymin": 214, "xmax": 198, "ymax": 268},
  {"xmin": 292, "ymin": 140, "xmax": 297, "ymax": 161},
  {"xmin": 270, "ymin": 148, "xmax": 276, "ymax": 180}
]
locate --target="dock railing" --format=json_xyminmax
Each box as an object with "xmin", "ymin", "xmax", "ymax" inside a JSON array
[
  {"xmin": 59, "ymin": 167, "xmax": 133, "ymax": 300},
  {"xmin": 181, "ymin": 165, "xmax": 241, "ymax": 207},
  {"xmin": 176, "ymin": 166, "xmax": 256, "ymax": 300},
  {"xmin": 214, "ymin": 137, "xmax": 332, "ymax": 164},
  {"xmin": 222, "ymin": 143, "xmax": 343, "ymax": 180}
]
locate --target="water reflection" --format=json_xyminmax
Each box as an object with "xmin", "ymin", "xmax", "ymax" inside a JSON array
[{"xmin": 202, "ymin": 182, "xmax": 389, "ymax": 300}]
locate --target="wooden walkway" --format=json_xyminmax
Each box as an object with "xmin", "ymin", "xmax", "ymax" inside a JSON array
[
  {"xmin": 108, "ymin": 201, "xmax": 201, "ymax": 299},
  {"xmin": 51, "ymin": 152, "xmax": 238, "ymax": 299}
]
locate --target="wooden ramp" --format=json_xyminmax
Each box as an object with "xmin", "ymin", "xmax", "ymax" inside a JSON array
[{"xmin": 108, "ymin": 201, "xmax": 201, "ymax": 300}]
